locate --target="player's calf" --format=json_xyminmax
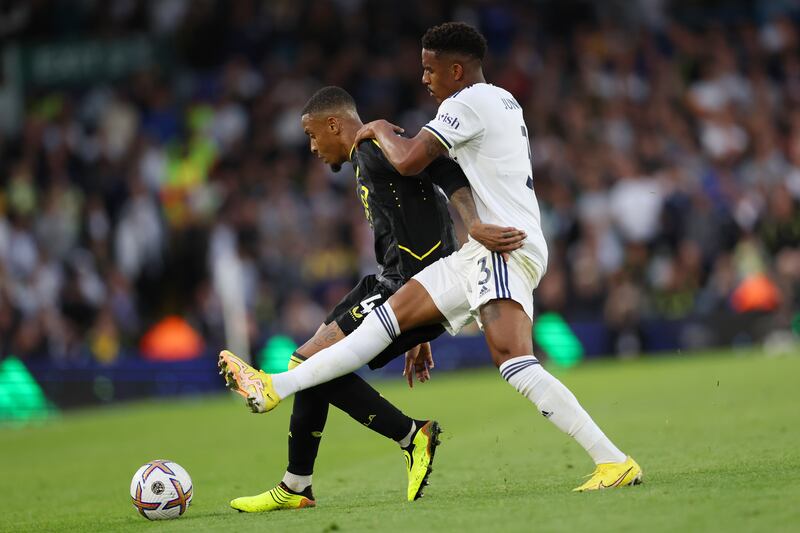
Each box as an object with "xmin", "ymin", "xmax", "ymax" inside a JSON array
[{"xmin": 480, "ymin": 298, "xmax": 534, "ymax": 367}]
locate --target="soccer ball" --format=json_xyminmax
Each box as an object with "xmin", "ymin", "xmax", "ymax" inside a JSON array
[{"xmin": 129, "ymin": 460, "xmax": 193, "ymax": 520}]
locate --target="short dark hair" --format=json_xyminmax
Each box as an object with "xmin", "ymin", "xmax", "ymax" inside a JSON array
[
  {"xmin": 301, "ymin": 86, "xmax": 356, "ymax": 116},
  {"xmin": 421, "ymin": 22, "xmax": 487, "ymax": 61}
]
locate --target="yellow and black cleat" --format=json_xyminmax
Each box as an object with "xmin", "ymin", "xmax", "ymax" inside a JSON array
[
  {"xmin": 403, "ymin": 420, "xmax": 442, "ymax": 501},
  {"xmin": 230, "ymin": 483, "xmax": 315, "ymax": 512}
]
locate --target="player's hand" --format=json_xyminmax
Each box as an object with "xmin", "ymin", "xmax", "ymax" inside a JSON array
[
  {"xmin": 355, "ymin": 120, "xmax": 404, "ymax": 145},
  {"xmin": 469, "ymin": 222, "xmax": 526, "ymax": 262},
  {"xmin": 403, "ymin": 342, "xmax": 434, "ymax": 388}
]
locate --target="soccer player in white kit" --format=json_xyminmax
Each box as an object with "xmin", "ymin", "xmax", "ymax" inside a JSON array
[{"xmin": 219, "ymin": 22, "xmax": 642, "ymax": 492}]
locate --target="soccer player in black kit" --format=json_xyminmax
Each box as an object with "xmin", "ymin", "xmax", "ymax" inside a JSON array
[{"xmin": 220, "ymin": 86, "xmax": 525, "ymax": 511}]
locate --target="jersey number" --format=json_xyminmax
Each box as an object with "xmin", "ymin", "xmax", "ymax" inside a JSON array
[
  {"xmin": 351, "ymin": 294, "xmax": 383, "ymax": 319},
  {"xmin": 521, "ymin": 126, "xmax": 533, "ymax": 190},
  {"xmin": 359, "ymin": 185, "xmax": 373, "ymax": 226}
]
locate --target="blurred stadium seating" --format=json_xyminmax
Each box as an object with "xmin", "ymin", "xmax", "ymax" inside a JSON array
[{"xmin": 1, "ymin": 0, "xmax": 800, "ymax": 408}]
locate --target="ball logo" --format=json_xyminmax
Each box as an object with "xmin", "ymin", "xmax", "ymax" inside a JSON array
[{"xmin": 151, "ymin": 481, "xmax": 165, "ymax": 495}]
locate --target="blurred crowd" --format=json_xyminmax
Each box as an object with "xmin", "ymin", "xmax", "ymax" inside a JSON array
[{"xmin": 1, "ymin": 0, "xmax": 800, "ymax": 362}]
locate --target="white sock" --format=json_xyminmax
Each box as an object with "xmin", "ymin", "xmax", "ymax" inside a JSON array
[
  {"xmin": 282, "ymin": 471, "xmax": 312, "ymax": 492},
  {"xmin": 499, "ymin": 356, "xmax": 626, "ymax": 465},
  {"xmin": 397, "ymin": 421, "xmax": 416, "ymax": 448},
  {"xmin": 271, "ymin": 304, "xmax": 400, "ymax": 398}
]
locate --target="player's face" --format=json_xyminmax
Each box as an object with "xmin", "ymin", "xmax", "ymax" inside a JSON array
[
  {"xmin": 301, "ymin": 113, "xmax": 344, "ymax": 172},
  {"xmin": 421, "ymin": 49, "xmax": 459, "ymax": 103}
]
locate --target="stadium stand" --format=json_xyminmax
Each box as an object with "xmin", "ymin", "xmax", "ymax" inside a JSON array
[{"xmin": 1, "ymin": 0, "xmax": 799, "ymax": 367}]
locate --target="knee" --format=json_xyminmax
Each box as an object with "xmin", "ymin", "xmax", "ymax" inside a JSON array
[
  {"xmin": 489, "ymin": 341, "xmax": 532, "ymax": 367},
  {"xmin": 385, "ymin": 296, "xmax": 413, "ymax": 331},
  {"xmin": 490, "ymin": 349, "xmax": 516, "ymax": 368},
  {"xmin": 386, "ymin": 280, "xmax": 442, "ymax": 330}
]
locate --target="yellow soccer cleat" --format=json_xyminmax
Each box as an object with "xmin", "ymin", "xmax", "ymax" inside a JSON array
[
  {"xmin": 218, "ymin": 350, "xmax": 281, "ymax": 413},
  {"xmin": 572, "ymin": 456, "xmax": 643, "ymax": 492},
  {"xmin": 404, "ymin": 420, "xmax": 442, "ymax": 501},
  {"xmin": 230, "ymin": 483, "xmax": 315, "ymax": 512}
]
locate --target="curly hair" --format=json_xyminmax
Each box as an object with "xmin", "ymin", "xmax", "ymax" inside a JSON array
[
  {"xmin": 421, "ymin": 22, "xmax": 487, "ymax": 60},
  {"xmin": 301, "ymin": 86, "xmax": 356, "ymax": 116}
]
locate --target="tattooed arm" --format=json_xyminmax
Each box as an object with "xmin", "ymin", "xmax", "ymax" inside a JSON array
[
  {"xmin": 448, "ymin": 187, "xmax": 479, "ymax": 231},
  {"xmin": 449, "ymin": 187, "xmax": 526, "ymax": 255},
  {"xmin": 425, "ymin": 156, "xmax": 526, "ymax": 253}
]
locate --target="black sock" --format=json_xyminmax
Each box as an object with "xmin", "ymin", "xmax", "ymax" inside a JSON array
[
  {"xmin": 315, "ymin": 372, "xmax": 413, "ymax": 442},
  {"xmin": 287, "ymin": 388, "xmax": 329, "ymax": 476}
]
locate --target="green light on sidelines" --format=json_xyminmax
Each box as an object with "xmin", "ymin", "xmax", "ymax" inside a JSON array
[
  {"xmin": 0, "ymin": 356, "xmax": 56, "ymax": 425},
  {"xmin": 534, "ymin": 313, "xmax": 584, "ymax": 368},
  {"xmin": 258, "ymin": 335, "xmax": 298, "ymax": 373}
]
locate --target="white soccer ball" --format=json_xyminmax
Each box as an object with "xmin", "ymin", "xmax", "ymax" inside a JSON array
[{"xmin": 129, "ymin": 460, "xmax": 193, "ymax": 520}]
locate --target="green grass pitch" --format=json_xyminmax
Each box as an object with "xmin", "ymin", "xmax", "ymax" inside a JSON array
[{"xmin": 1, "ymin": 349, "xmax": 799, "ymax": 532}]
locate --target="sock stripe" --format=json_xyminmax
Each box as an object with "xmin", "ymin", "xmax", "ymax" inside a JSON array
[
  {"xmin": 374, "ymin": 305, "xmax": 397, "ymax": 341},
  {"xmin": 500, "ymin": 359, "xmax": 540, "ymax": 381},
  {"xmin": 500, "ymin": 361, "xmax": 530, "ymax": 379},
  {"xmin": 499, "ymin": 357, "xmax": 538, "ymax": 375},
  {"xmin": 499, "ymin": 355, "xmax": 539, "ymax": 369},
  {"xmin": 384, "ymin": 305, "xmax": 399, "ymax": 339},
  {"xmin": 384, "ymin": 306, "xmax": 399, "ymax": 340},
  {"xmin": 373, "ymin": 305, "xmax": 393, "ymax": 339},
  {"xmin": 380, "ymin": 306, "xmax": 398, "ymax": 340},
  {"xmin": 502, "ymin": 360, "xmax": 540, "ymax": 381},
  {"xmin": 499, "ymin": 359, "xmax": 533, "ymax": 374},
  {"xmin": 500, "ymin": 362, "xmax": 529, "ymax": 380}
]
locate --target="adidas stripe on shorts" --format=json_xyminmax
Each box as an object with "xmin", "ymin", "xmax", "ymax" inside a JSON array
[{"xmin": 412, "ymin": 238, "xmax": 544, "ymax": 335}]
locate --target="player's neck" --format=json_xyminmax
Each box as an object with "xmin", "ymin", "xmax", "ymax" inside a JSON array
[
  {"xmin": 340, "ymin": 118, "xmax": 363, "ymax": 160},
  {"xmin": 456, "ymin": 70, "xmax": 485, "ymax": 90}
]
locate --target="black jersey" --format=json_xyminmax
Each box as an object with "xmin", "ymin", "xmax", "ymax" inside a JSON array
[{"xmin": 350, "ymin": 140, "xmax": 467, "ymax": 291}]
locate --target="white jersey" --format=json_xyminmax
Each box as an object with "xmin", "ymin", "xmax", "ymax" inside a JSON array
[{"xmin": 423, "ymin": 83, "xmax": 548, "ymax": 276}]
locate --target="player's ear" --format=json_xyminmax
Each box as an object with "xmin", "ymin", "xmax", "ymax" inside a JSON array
[
  {"xmin": 452, "ymin": 62, "xmax": 464, "ymax": 81},
  {"xmin": 327, "ymin": 116, "xmax": 341, "ymax": 135}
]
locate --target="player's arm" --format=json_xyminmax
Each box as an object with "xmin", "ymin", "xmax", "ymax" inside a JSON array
[
  {"xmin": 452, "ymin": 189, "xmax": 526, "ymax": 257},
  {"xmin": 427, "ymin": 156, "xmax": 526, "ymax": 255},
  {"xmin": 355, "ymin": 120, "xmax": 445, "ymax": 176}
]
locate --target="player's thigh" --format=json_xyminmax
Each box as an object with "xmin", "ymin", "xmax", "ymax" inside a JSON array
[
  {"xmin": 401, "ymin": 246, "xmax": 479, "ymax": 334},
  {"xmin": 368, "ymin": 323, "xmax": 446, "ymax": 370},
  {"xmin": 298, "ymin": 275, "xmax": 387, "ymax": 359},
  {"xmin": 296, "ymin": 321, "xmax": 346, "ymax": 358},
  {"xmin": 480, "ymin": 299, "xmax": 533, "ymax": 367},
  {"xmin": 387, "ymin": 279, "xmax": 446, "ymax": 331}
]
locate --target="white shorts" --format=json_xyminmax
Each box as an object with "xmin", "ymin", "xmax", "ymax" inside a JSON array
[{"xmin": 413, "ymin": 239, "xmax": 544, "ymax": 335}]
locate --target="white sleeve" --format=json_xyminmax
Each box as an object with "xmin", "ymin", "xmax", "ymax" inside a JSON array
[{"xmin": 422, "ymin": 98, "xmax": 483, "ymax": 151}]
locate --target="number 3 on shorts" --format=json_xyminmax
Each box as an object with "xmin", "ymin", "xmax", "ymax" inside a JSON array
[{"xmin": 477, "ymin": 257, "xmax": 491, "ymax": 285}]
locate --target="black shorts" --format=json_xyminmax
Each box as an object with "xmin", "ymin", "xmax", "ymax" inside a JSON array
[{"xmin": 325, "ymin": 275, "xmax": 445, "ymax": 370}]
